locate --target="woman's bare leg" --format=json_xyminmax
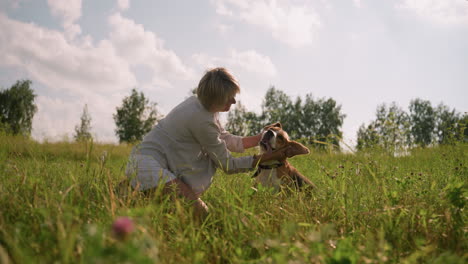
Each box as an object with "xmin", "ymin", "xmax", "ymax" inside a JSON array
[{"xmin": 162, "ymin": 179, "xmax": 209, "ymax": 220}]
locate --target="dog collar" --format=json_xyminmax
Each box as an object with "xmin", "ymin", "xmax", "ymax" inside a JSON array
[
  {"xmin": 258, "ymin": 163, "xmax": 283, "ymax": 170},
  {"xmin": 252, "ymin": 162, "xmax": 284, "ymax": 178}
]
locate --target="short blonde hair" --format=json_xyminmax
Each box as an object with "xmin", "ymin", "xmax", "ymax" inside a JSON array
[{"xmin": 197, "ymin": 67, "xmax": 240, "ymax": 111}]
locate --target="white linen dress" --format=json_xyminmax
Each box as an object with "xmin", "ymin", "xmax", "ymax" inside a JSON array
[{"xmin": 125, "ymin": 96, "xmax": 254, "ymax": 195}]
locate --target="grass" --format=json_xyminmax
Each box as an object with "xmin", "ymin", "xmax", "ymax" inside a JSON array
[{"xmin": 0, "ymin": 133, "xmax": 466, "ymax": 263}]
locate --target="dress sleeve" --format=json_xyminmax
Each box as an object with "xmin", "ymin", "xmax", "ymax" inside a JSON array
[
  {"xmin": 215, "ymin": 116, "xmax": 245, "ymax": 153},
  {"xmin": 190, "ymin": 116, "xmax": 253, "ymax": 174}
]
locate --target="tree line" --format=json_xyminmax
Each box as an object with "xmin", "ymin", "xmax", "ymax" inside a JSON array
[
  {"xmin": 357, "ymin": 99, "xmax": 467, "ymax": 154},
  {"xmin": 225, "ymin": 86, "xmax": 346, "ymax": 149},
  {"xmin": 0, "ymin": 80, "xmax": 160, "ymax": 143},
  {"xmin": 1, "ymin": 80, "xmax": 466, "ymax": 152}
]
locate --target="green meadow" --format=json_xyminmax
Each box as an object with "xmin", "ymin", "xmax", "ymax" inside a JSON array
[{"xmin": 0, "ymin": 133, "xmax": 466, "ymax": 263}]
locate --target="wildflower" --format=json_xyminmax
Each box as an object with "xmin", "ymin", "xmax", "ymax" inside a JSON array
[{"xmin": 112, "ymin": 217, "xmax": 134, "ymax": 240}]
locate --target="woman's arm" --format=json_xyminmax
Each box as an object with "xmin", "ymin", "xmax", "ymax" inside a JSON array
[
  {"xmin": 242, "ymin": 133, "xmax": 262, "ymax": 149},
  {"xmin": 191, "ymin": 120, "xmax": 253, "ymax": 173}
]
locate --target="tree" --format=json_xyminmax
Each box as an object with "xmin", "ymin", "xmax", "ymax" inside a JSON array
[
  {"xmin": 300, "ymin": 94, "xmax": 320, "ymax": 139},
  {"xmin": 113, "ymin": 89, "xmax": 160, "ymax": 143},
  {"xmin": 226, "ymin": 101, "xmax": 263, "ymax": 136},
  {"xmin": 226, "ymin": 101, "xmax": 249, "ymax": 136},
  {"xmin": 356, "ymin": 123, "xmax": 380, "ymax": 151},
  {"xmin": 377, "ymin": 103, "xmax": 410, "ymax": 152},
  {"xmin": 74, "ymin": 104, "xmax": 93, "ymax": 142},
  {"xmin": 288, "ymin": 96, "xmax": 304, "ymax": 139},
  {"xmin": 243, "ymin": 111, "xmax": 264, "ymax": 135},
  {"xmin": 356, "ymin": 103, "xmax": 410, "ymax": 154},
  {"xmin": 357, "ymin": 100, "xmax": 466, "ymax": 151},
  {"xmin": 225, "ymin": 86, "xmax": 346, "ymax": 150},
  {"xmin": 0, "ymin": 80, "xmax": 37, "ymax": 135},
  {"xmin": 291, "ymin": 94, "xmax": 345, "ymax": 150},
  {"xmin": 314, "ymin": 97, "xmax": 346, "ymax": 148},
  {"xmin": 408, "ymin": 99, "xmax": 435, "ymax": 147},
  {"xmin": 261, "ymin": 86, "xmax": 294, "ymax": 130},
  {"xmin": 461, "ymin": 114, "xmax": 468, "ymax": 142},
  {"xmin": 434, "ymin": 104, "xmax": 463, "ymax": 144}
]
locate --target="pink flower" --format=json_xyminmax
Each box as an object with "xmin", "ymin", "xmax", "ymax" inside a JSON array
[{"xmin": 112, "ymin": 217, "xmax": 134, "ymax": 239}]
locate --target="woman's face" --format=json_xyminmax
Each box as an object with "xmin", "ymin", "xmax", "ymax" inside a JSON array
[{"xmin": 218, "ymin": 95, "xmax": 236, "ymax": 112}]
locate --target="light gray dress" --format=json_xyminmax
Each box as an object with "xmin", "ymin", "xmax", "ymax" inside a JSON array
[{"xmin": 126, "ymin": 96, "xmax": 254, "ymax": 195}]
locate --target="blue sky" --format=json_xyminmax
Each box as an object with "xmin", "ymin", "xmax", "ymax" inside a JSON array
[{"xmin": 0, "ymin": 0, "xmax": 467, "ymax": 144}]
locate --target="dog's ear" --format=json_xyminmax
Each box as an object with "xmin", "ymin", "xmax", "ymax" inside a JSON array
[
  {"xmin": 272, "ymin": 122, "xmax": 282, "ymax": 129},
  {"xmin": 263, "ymin": 122, "xmax": 282, "ymax": 130},
  {"xmin": 286, "ymin": 141, "xmax": 310, "ymax": 157}
]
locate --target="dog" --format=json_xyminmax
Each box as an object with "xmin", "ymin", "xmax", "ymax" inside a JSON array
[{"xmin": 253, "ymin": 122, "xmax": 316, "ymax": 191}]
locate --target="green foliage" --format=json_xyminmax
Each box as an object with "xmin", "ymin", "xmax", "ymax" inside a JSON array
[
  {"xmin": 226, "ymin": 101, "xmax": 249, "ymax": 135},
  {"xmin": 309, "ymin": 96, "xmax": 346, "ymax": 149},
  {"xmin": 357, "ymin": 99, "xmax": 465, "ymax": 153},
  {"xmin": 261, "ymin": 87, "xmax": 293, "ymax": 129},
  {"xmin": 409, "ymin": 99, "xmax": 435, "ymax": 147},
  {"xmin": 0, "ymin": 80, "xmax": 37, "ymax": 136},
  {"xmin": 74, "ymin": 104, "xmax": 93, "ymax": 142},
  {"xmin": 357, "ymin": 103, "xmax": 410, "ymax": 154},
  {"xmin": 226, "ymin": 86, "xmax": 346, "ymax": 150},
  {"xmin": 444, "ymin": 182, "xmax": 466, "ymax": 210},
  {"xmin": 435, "ymin": 104, "xmax": 465, "ymax": 145},
  {"xmin": 0, "ymin": 133, "xmax": 466, "ymax": 263},
  {"xmin": 225, "ymin": 101, "xmax": 264, "ymax": 136},
  {"xmin": 113, "ymin": 89, "xmax": 160, "ymax": 143}
]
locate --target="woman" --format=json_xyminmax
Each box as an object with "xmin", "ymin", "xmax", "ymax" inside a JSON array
[{"xmin": 126, "ymin": 67, "xmax": 292, "ymax": 218}]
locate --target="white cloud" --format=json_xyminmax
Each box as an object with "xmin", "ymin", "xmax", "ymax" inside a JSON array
[
  {"xmin": 216, "ymin": 23, "xmax": 232, "ymax": 35},
  {"xmin": 192, "ymin": 49, "xmax": 277, "ymax": 77},
  {"xmin": 212, "ymin": 0, "xmax": 322, "ymax": 48},
  {"xmin": 191, "ymin": 53, "xmax": 218, "ymax": 69},
  {"xmin": 117, "ymin": 0, "xmax": 130, "ymax": 11},
  {"xmin": 33, "ymin": 93, "xmax": 123, "ymax": 143},
  {"xmin": 0, "ymin": 11, "xmax": 198, "ymax": 142},
  {"xmin": 353, "ymin": 0, "xmax": 362, "ymax": 8},
  {"xmin": 0, "ymin": 13, "xmax": 136, "ymax": 95},
  {"xmin": 108, "ymin": 13, "xmax": 196, "ymax": 88},
  {"xmin": 0, "ymin": 13, "xmax": 137, "ymax": 142},
  {"xmin": 47, "ymin": 0, "xmax": 82, "ymax": 39},
  {"xmin": 397, "ymin": 0, "xmax": 468, "ymax": 25},
  {"xmin": 228, "ymin": 49, "xmax": 277, "ymax": 76},
  {"xmin": 32, "ymin": 96, "xmax": 81, "ymax": 141}
]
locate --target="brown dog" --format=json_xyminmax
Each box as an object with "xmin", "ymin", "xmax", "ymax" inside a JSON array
[{"xmin": 253, "ymin": 122, "xmax": 316, "ymax": 191}]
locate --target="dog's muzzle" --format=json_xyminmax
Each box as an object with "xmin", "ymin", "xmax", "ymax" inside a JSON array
[{"xmin": 260, "ymin": 129, "xmax": 276, "ymax": 153}]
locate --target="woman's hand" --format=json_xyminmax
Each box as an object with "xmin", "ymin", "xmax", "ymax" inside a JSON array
[{"xmin": 164, "ymin": 179, "xmax": 209, "ymax": 220}]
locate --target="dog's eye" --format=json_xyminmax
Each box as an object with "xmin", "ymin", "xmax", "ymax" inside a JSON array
[{"xmin": 277, "ymin": 135, "xmax": 284, "ymax": 140}]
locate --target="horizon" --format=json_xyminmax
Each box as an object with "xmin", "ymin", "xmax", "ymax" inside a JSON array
[{"xmin": 1, "ymin": 0, "xmax": 467, "ymax": 145}]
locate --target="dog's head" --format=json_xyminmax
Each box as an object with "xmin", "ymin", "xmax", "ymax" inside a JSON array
[{"xmin": 259, "ymin": 122, "xmax": 310, "ymax": 157}]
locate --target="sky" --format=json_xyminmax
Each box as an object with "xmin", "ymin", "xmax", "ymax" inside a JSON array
[{"xmin": 0, "ymin": 0, "xmax": 467, "ymax": 146}]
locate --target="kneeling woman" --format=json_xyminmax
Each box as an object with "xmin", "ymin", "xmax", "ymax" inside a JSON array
[{"xmin": 126, "ymin": 68, "xmax": 291, "ymax": 218}]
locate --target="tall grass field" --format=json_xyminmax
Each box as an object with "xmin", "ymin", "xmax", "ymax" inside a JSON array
[{"xmin": 0, "ymin": 133, "xmax": 466, "ymax": 263}]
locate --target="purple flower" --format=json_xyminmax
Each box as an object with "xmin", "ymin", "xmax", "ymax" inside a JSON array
[{"xmin": 112, "ymin": 217, "xmax": 134, "ymax": 239}]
